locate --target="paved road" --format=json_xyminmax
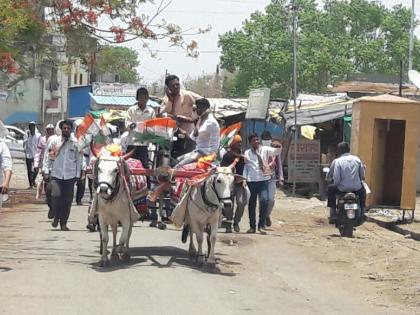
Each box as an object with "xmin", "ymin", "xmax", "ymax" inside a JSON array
[{"xmin": 0, "ymin": 200, "xmax": 411, "ymax": 315}]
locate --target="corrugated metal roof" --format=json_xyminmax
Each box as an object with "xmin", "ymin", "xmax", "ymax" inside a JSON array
[{"xmin": 208, "ymin": 98, "xmax": 248, "ymax": 119}]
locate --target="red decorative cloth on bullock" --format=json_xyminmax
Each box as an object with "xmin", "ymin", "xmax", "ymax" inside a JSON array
[{"xmin": 125, "ymin": 158, "xmax": 148, "ymax": 215}]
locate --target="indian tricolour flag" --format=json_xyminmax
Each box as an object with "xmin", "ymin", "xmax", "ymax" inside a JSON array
[
  {"xmin": 76, "ymin": 113, "xmax": 109, "ymax": 151},
  {"xmin": 132, "ymin": 117, "xmax": 176, "ymax": 149},
  {"xmin": 219, "ymin": 122, "xmax": 242, "ymax": 151}
]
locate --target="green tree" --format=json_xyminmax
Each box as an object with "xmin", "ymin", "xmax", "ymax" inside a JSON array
[
  {"xmin": 0, "ymin": 0, "xmax": 44, "ymax": 81},
  {"xmin": 218, "ymin": 0, "xmax": 417, "ymax": 98},
  {"xmin": 97, "ymin": 46, "xmax": 140, "ymax": 83}
]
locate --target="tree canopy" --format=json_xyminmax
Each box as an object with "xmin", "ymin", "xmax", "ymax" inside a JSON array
[
  {"xmin": 96, "ymin": 46, "xmax": 140, "ymax": 83},
  {"xmin": 218, "ymin": 0, "xmax": 419, "ymax": 98}
]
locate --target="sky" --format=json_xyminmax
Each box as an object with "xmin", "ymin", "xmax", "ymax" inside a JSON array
[{"xmin": 116, "ymin": 0, "xmax": 418, "ymax": 85}]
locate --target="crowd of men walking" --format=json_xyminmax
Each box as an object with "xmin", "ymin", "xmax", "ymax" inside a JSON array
[
  {"xmin": 0, "ymin": 75, "xmax": 367, "ymax": 237},
  {"xmin": 9, "ymin": 75, "xmax": 284, "ymax": 235}
]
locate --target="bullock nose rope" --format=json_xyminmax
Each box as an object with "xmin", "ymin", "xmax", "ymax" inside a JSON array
[
  {"xmin": 97, "ymin": 175, "xmax": 120, "ymax": 202},
  {"xmin": 95, "ymin": 160, "xmax": 124, "ymax": 202},
  {"xmin": 200, "ymin": 172, "xmax": 233, "ymax": 209}
]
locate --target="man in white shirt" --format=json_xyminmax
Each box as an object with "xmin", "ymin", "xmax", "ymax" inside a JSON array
[
  {"xmin": 0, "ymin": 123, "xmax": 13, "ymax": 209},
  {"xmin": 176, "ymin": 98, "xmax": 220, "ymax": 167},
  {"xmin": 125, "ymin": 87, "xmax": 156, "ymax": 168},
  {"xmin": 34, "ymin": 124, "xmax": 55, "ymax": 173},
  {"xmin": 43, "ymin": 120, "xmax": 82, "ymax": 231},
  {"xmin": 23, "ymin": 121, "xmax": 41, "ymax": 189},
  {"xmin": 34, "ymin": 123, "xmax": 55, "ymax": 218},
  {"xmin": 243, "ymin": 133, "xmax": 282, "ymax": 234}
]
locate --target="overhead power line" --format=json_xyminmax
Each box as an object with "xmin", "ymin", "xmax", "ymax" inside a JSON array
[
  {"xmin": 142, "ymin": 9, "xmax": 252, "ymax": 15},
  {"xmin": 136, "ymin": 49, "xmax": 221, "ymax": 54}
]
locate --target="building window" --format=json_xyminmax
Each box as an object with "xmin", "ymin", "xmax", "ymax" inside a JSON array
[
  {"xmin": 79, "ymin": 73, "xmax": 83, "ymax": 85},
  {"xmin": 74, "ymin": 73, "xmax": 77, "ymax": 85}
]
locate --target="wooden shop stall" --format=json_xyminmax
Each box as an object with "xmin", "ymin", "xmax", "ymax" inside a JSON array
[{"xmin": 351, "ymin": 95, "xmax": 420, "ymax": 218}]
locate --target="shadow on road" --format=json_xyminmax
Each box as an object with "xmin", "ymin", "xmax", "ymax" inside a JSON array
[{"xmin": 89, "ymin": 245, "xmax": 237, "ymax": 277}]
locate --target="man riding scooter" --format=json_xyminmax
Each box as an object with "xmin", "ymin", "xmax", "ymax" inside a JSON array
[{"xmin": 327, "ymin": 142, "xmax": 366, "ymax": 224}]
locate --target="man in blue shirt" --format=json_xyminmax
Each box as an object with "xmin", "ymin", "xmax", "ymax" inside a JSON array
[{"xmin": 327, "ymin": 142, "xmax": 366, "ymax": 223}]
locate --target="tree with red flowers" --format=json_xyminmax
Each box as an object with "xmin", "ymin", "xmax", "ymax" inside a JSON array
[{"xmin": 1, "ymin": 0, "xmax": 207, "ymax": 86}]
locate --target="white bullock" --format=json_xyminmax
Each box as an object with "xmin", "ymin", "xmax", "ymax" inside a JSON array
[
  {"xmin": 89, "ymin": 155, "xmax": 139, "ymax": 267},
  {"xmin": 181, "ymin": 166, "xmax": 236, "ymax": 267}
]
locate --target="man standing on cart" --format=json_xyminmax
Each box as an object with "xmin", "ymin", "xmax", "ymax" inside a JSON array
[
  {"xmin": 125, "ymin": 87, "xmax": 156, "ymax": 169},
  {"xmin": 160, "ymin": 74, "xmax": 202, "ymax": 155}
]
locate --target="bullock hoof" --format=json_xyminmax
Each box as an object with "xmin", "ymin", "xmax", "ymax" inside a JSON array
[
  {"xmin": 111, "ymin": 253, "xmax": 120, "ymax": 261},
  {"xmin": 99, "ymin": 260, "xmax": 109, "ymax": 268},
  {"xmin": 181, "ymin": 225, "xmax": 190, "ymax": 244},
  {"xmin": 205, "ymin": 262, "xmax": 217, "ymax": 271},
  {"xmin": 197, "ymin": 255, "xmax": 205, "ymax": 264},
  {"xmin": 158, "ymin": 222, "xmax": 167, "ymax": 230},
  {"xmin": 86, "ymin": 223, "xmax": 96, "ymax": 232},
  {"xmin": 121, "ymin": 253, "xmax": 131, "ymax": 260}
]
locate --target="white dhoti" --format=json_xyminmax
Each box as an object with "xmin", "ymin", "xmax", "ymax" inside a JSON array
[{"xmin": 170, "ymin": 186, "xmax": 192, "ymax": 228}]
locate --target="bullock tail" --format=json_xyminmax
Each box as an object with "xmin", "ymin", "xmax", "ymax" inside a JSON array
[{"xmin": 181, "ymin": 224, "xmax": 190, "ymax": 243}]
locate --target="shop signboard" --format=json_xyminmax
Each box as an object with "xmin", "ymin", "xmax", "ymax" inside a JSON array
[{"xmin": 288, "ymin": 140, "xmax": 320, "ymax": 183}]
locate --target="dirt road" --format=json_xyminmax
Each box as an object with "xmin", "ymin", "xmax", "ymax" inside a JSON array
[{"xmin": 0, "ymin": 194, "xmax": 418, "ymax": 315}]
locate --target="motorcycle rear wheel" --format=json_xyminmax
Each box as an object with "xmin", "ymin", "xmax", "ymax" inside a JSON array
[{"xmin": 340, "ymin": 220, "xmax": 354, "ymax": 238}]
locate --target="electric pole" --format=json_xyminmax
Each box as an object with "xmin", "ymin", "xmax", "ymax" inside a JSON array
[{"xmin": 291, "ymin": 1, "xmax": 298, "ymax": 197}]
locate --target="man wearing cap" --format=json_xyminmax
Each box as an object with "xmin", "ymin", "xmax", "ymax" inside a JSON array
[
  {"xmin": 23, "ymin": 121, "xmax": 41, "ymax": 189},
  {"xmin": 43, "ymin": 120, "xmax": 82, "ymax": 231},
  {"xmin": 220, "ymin": 134, "xmax": 249, "ymax": 233},
  {"xmin": 34, "ymin": 124, "xmax": 55, "ymax": 218},
  {"xmin": 73, "ymin": 119, "xmax": 90, "ymax": 206}
]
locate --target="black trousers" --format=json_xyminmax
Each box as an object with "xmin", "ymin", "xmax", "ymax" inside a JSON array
[
  {"xmin": 44, "ymin": 179, "xmax": 52, "ymax": 211},
  {"xmin": 127, "ymin": 145, "xmax": 149, "ymax": 169},
  {"xmin": 25, "ymin": 158, "xmax": 37, "ymax": 187},
  {"xmin": 50, "ymin": 178, "xmax": 76, "ymax": 225},
  {"xmin": 88, "ymin": 178, "xmax": 94, "ymax": 201},
  {"xmin": 75, "ymin": 177, "xmax": 86, "ymax": 203},
  {"xmin": 327, "ymin": 184, "xmax": 366, "ymax": 212}
]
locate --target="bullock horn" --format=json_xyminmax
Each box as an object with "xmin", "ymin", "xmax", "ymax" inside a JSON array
[
  {"xmin": 122, "ymin": 149, "xmax": 135, "ymax": 160},
  {"xmin": 90, "ymin": 142, "xmax": 101, "ymax": 158}
]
